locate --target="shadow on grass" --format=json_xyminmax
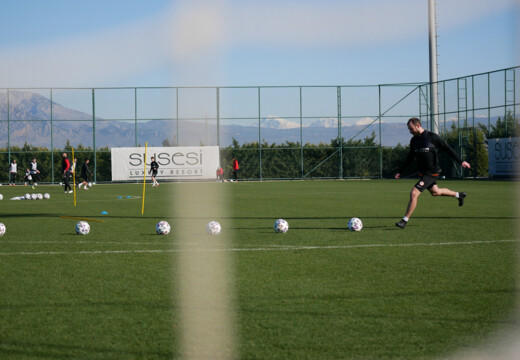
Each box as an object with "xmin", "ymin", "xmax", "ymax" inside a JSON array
[
  {"xmin": 0, "ymin": 339, "xmax": 173, "ymax": 360},
  {"xmin": 0, "ymin": 213, "xmax": 161, "ymax": 220},
  {"xmin": 239, "ymin": 287, "xmax": 518, "ymax": 324},
  {"xmin": 1, "ymin": 213, "xmax": 518, "ymax": 221},
  {"xmin": 0, "ymin": 301, "xmax": 175, "ymax": 358}
]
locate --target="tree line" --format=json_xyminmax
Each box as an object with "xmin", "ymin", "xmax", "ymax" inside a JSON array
[
  {"xmin": 219, "ymin": 113, "xmax": 517, "ymax": 180},
  {"xmin": 1, "ymin": 114, "xmax": 516, "ymax": 183},
  {"xmin": 0, "ymin": 140, "xmax": 111, "ymax": 183}
]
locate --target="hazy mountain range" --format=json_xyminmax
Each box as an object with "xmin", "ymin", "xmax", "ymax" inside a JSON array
[{"xmin": 0, "ymin": 91, "xmax": 499, "ymax": 149}]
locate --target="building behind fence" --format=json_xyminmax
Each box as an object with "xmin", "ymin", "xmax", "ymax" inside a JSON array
[{"xmin": 0, "ymin": 67, "xmax": 518, "ymax": 183}]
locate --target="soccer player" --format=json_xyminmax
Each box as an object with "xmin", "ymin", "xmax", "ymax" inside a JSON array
[
  {"xmin": 24, "ymin": 169, "xmax": 31, "ymax": 186},
  {"xmin": 62, "ymin": 152, "xmax": 73, "ymax": 193},
  {"xmin": 232, "ymin": 157, "xmax": 239, "ymax": 182},
  {"xmin": 150, "ymin": 156, "xmax": 159, "ymax": 187},
  {"xmin": 394, "ymin": 118, "xmax": 471, "ymax": 229},
  {"xmin": 29, "ymin": 158, "xmax": 40, "ymax": 189},
  {"xmin": 216, "ymin": 166, "xmax": 224, "ymax": 182},
  {"xmin": 9, "ymin": 159, "xmax": 17, "ymax": 186},
  {"xmin": 78, "ymin": 159, "xmax": 93, "ymax": 190},
  {"xmin": 71, "ymin": 158, "xmax": 77, "ymax": 188}
]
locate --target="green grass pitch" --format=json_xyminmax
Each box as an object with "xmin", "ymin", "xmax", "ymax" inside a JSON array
[{"xmin": 0, "ymin": 180, "xmax": 518, "ymax": 359}]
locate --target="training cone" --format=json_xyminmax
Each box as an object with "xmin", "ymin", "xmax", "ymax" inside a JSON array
[{"xmin": 101, "ymin": 211, "xmax": 108, "ymax": 215}]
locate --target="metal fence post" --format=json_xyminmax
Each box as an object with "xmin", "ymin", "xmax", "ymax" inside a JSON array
[
  {"xmin": 217, "ymin": 87, "xmax": 220, "ymax": 147},
  {"xmin": 337, "ymin": 86, "xmax": 343, "ymax": 179},
  {"xmin": 300, "ymin": 86, "xmax": 303, "ymax": 179},
  {"xmin": 92, "ymin": 89, "xmax": 97, "ymax": 183},
  {"xmin": 134, "ymin": 88, "xmax": 138, "ymax": 147},
  {"xmin": 7, "ymin": 89, "xmax": 10, "ymax": 170},
  {"xmin": 50, "ymin": 89, "xmax": 54, "ymax": 184},
  {"xmin": 176, "ymin": 88, "xmax": 179, "ymax": 146},
  {"xmin": 378, "ymin": 85, "xmax": 382, "ymax": 178},
  {"xmin": 258, "ymin": 87, "xmax": 262, "ymax": 181}
]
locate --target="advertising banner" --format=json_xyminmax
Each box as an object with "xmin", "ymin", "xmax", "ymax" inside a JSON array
[
  {"xmin": 111, "ymin": 146, "xmax": 220, "ymax": 181},
  {"xmin": 487, "ymin": 137, "xmax": 519, "ymax": 176}
]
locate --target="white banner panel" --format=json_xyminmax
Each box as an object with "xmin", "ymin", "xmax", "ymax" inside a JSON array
[
  {"xmin": 488, "ymin": 137, "xmax": 519, "ymax": 176},
  {"xmin": 111, "ymin": 146, "xmax": 220, "ymax": 181}
]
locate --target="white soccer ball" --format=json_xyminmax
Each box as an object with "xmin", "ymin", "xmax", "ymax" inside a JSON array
[
  {"xmin": 0, "ymin": 223, "xmax": 5, "ymax": 236},
  {"xmin": 156, "ymin": 221, "xmax": 170, "ymax": 235},
  {"xmin": 37, "ymin": 193, "xmax": 43, "ymax": 200},
  {"xmin": 25, "ymin": 193, "xmax": 31, "ymax": 200},
  {"xmin": 44, "ymin": 193, "xmax": 50, "ymax": 199},
  {"xmin": 75, "ymin": 221, "xmax": 90, "ymax": 235},
  {"xmin": 206, "ymin": 221, "xmax": 221, "ymax": 235},
  {"xmin": 274, "ymin": 219, "xmax": 289, "ymax": 233},
  {"xmin": 88, "ymin": 182, "xmax": 92, "ymax": 187},
  {"xmin": 30, "ymin": 193, "xmax": 37, "ymax": 200},
  {"xmin": 0, "ymin": 194, "xmax": 3, "ymax": 200},
  {"xmin": 348, "ymin": 217, "xmax": 363, "ymax": 231}
]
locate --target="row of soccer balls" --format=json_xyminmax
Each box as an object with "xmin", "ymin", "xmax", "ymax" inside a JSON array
[
  {"xmin": 73, "ymin": 220, "xmax": 224, "ymax": 236},
  {"xmin": 0, "ymin": 218, "xmax": 364, "ymax": 237},
  {"xmin": 0, "ymin": 193, "xmax": 51, "ymax": 201},
  {"xmin": 77, "ymin": 217, "xmax": 363, "ymax": 236},
  {"xmin": 272, "ymin": 218, "xmax": 363, "ymax": 233}
]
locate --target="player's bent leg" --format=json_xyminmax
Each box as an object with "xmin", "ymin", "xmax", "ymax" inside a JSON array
[
  {"xmin": 429, "ymin": 185, "xmax": 456, "ymax": 197},
  {"xmin": 429, "ymin": 185, "xmax": 466, "ymax": 206}
]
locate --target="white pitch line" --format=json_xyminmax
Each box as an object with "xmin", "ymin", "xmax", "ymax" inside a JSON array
[{"xmin": 0, "ymin": 239, "xmax": 517, "ymax": 256}]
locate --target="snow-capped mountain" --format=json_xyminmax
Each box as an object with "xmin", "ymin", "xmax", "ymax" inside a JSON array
[
  {"xmin": 251, "ymin": 116, "xmax": 302, "ymax": 129},
  {"xmin": 309, "ymin": 118, "xmax": 338, "ymax": 128},
  {"xmin": 251, "ymin": 117, "xmax": 339, "ymax": 129},
  {"xmin": 251, "ymin": 117, "xmax": 369, "ymax": 129}
]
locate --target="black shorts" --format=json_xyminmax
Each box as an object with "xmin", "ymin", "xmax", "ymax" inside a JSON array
[
  {"xmin": 414, "ymin": 174, "xmax": 439, "ymax": 193},
  {"xmin": 151, "ymin": 170, "xmax": 158, "ymax": 177}
]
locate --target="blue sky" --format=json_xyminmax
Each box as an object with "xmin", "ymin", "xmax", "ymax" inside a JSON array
[{"xmin": 0, "ymin": 0, "xmax": 518, "ymax": 88}]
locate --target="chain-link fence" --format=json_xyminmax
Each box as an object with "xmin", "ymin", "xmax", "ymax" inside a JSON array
[{"xmin": 0, "ymin": 67, "xmax": 518, "ymax": 183}]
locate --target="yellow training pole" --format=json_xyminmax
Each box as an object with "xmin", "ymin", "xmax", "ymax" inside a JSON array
[
  {"xmin": 141, "ymin": 142, "xmax": 148, "ymax": 215},
  {"xmin": 72, "ymin": 147, "xmax": 76, "ymax": 207}
]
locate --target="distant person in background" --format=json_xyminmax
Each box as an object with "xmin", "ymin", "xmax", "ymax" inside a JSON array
[
  {"xmin": 232, "ymin": 158, "xmax": 239, "ymax": 182},
  {"xmin": 79, "ymin": 159, "xmax": 93, "ymax": 190},
  {"xmin": 62, "ymin": 152, "xmax": 73, "ymax": 193},
  {"xmin": 9, "ymin": 159, "xmax": 17, "ymax": 186},
  {"xmin": 71, "ymin": 158, "xmax": 78, "ymax": 187},
  {"xmin": 29, "ymin": 158, "xmax": 40, "ymax": 189},
  {"xmin": 24, "ymin": 169, "xmax": 31, "ymax": 186},
  {"xmin": 150, "ymin": 156, "xmax": 159, "ymax": 187},
  {"xmin": 216, "ymin": 166, "xmax": 224, "ymax": 182}
]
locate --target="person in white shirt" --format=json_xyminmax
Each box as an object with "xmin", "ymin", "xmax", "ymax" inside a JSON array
[
  {"xmin": 29, "ymin": 158, "xmax": 40, "ymax": 189},
  {"xmin": 9, "ymin": 159, "xmax": 17, "ymax": 186}
]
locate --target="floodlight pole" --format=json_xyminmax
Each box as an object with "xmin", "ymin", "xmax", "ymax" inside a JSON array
[{"xmin": 428, "ymin": 0, "xmax": 439, "ymax": 134}]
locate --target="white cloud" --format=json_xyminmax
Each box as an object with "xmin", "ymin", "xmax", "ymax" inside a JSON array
[
  {"xmin": 0, "ymin": 13, "xmax": 171, "ymax": 87},
  {"xmin": 226, "ymin": 0, "xmax": 425, "ymax": 47},
  {"xmin": 0, "ymin": 0, "xmax": 516, "ymax": 87},
  {"xmin": 436, "ymin": 0, "xmax": 518, "ymax": 29},
  {"xmin": 226, "ymin": 0, "xmax": 518, "ymax": 47}
]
